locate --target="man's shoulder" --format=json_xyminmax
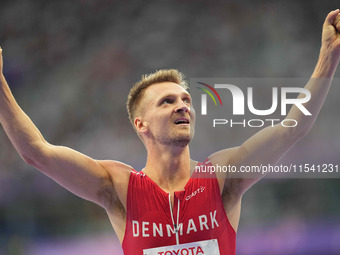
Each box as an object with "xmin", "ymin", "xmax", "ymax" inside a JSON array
[
  {"xmin": 97, "ymin": 160, "xmax": 133, "ymax": 174},
  {"xmin": 208, "ymin": 146, "xmax": 239, "ymax": 167},
  {"xmin": 96, "ymin": 160, "xmax": 133, "ymax": 195},
  {"xmin": 96, "ymin": 160, "xmax": 133, "ymax": 212}
]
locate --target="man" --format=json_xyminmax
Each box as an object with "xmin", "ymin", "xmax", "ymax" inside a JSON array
[{"xmin": 1, "ymin": 9, "xmax": 339, "ymax": 255}]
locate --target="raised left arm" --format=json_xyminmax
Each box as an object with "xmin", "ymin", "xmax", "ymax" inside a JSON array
[{"xmin": 210, "ymin": 9, "xmax": 340, "ymax": 196}]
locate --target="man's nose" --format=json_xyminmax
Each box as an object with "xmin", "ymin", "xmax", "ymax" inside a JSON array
[{"xmin": 175, "ymin": 101, "xmax": 190, "ymax": 113}]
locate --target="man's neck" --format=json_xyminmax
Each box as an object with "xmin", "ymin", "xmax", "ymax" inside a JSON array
[{"xmin": 142, "ymin": 144, "xmax": 193, "ymax": 192}]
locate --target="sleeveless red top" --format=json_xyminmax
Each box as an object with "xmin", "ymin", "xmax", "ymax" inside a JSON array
[{"xmin": 122, "ymin": 159, "xmax": 236, "ymax": 254}]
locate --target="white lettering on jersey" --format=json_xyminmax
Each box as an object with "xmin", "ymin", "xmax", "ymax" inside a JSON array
[
  {"xmin": 186, "ymin": 219, "xmax": 198, "ymax": 234},
  {"xmin": 142, "ymin": 222, "xmax": 150, "ymax": 237},
  {"xmin": 198, "ymin": 215, "xmax": 209, "ymax": 231},
  {"xmin": 167, "ymin": 224, "xmax": 175, "ymax": 237},
  {"xmin": 185, "ymin": 186, "xmax": 205, "ymax": 200},
  {"xmin": 153, "ymin": 223, "xmax": 163, "ymax": 237},
  {"xmin": 132, "ymin": 210, "xmax": 219, "ymax": 238},
  {"xmin": 133, "ymin": 220, "xmax": 139, "ymax": 237},
  {"xmin": 210, "ymin": 210, "xmax": 219, "ymax": 229}
]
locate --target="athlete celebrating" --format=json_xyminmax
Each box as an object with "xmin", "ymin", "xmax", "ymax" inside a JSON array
[{"xmin": 1, "ymin": 10, "xmax": 340, "ymax": 255}]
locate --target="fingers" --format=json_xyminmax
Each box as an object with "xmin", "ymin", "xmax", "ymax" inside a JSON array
[
  {"xmin": 333, "ymin": 13, "xmax": 340, "ymax": 31},
  {"xmin": 324, "ymin": 9, "xmax": 340, "ymax": 27}
]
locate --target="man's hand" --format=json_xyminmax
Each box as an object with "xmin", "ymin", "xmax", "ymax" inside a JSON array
[{"xmin": 322, "ymin": 9, "xmax": 340, "ymax": 57}]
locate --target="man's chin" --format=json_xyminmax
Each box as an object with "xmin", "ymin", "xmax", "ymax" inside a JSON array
[
  {"xmin": 155, "ymin": 130, "xmax": 194, "ymax": 147},
  {"xmin": 157, "ymin": 135, "xmax": 192, "ymax": 147},
  {"xmin": 171, "ymin": 138, "xmax": 191, "ymax": 147},
  {"xmin": 169, "ymin": 134, "xmax": 193, "ymax": 147}
]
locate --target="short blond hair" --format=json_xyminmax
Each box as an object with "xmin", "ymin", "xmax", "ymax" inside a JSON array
[{"xmin": 127, "ymin": 69, "xmax": 188, "ymax": 127}]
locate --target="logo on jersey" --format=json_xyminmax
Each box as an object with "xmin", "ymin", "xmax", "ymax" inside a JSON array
[{"xmin": 185, "ymin": 186, "xmax": 205, "ymax": 201}]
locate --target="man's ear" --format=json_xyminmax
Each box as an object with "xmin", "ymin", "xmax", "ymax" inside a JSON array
[{"xmin": 134, "ymin": 117, "xmax": 148, "ymax": 133}]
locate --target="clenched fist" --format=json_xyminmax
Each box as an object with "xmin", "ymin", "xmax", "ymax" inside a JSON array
[{"xmin": 322, "ymin": 9, "xmax": 340, "ymax": 56}]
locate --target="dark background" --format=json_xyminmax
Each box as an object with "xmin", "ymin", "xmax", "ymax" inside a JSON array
[{"xmin": 0, "ymin": 1, "xmax": 340, "ymax": 254}]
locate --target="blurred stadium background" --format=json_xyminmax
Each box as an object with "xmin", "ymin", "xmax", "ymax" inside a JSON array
[{"xmin": 1, "ymin": 0, "xmax": 340, "ymax": 254}]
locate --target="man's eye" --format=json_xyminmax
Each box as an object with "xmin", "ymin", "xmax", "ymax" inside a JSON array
[
  {"xmin": 183, "ymin": 98, "xmax": 191, "ymax": 104},
  {"xmin": 162, "ymin": 99, "xmax": 172, "ymax": 104}
]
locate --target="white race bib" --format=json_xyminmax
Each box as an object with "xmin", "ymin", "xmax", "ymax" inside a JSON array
[{"xmin": 143, "ymin": 239, "xmax": 220, "ymax": 255}]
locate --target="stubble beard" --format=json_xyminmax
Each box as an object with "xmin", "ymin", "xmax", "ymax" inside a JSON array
[{"xmin": 155, "ymin": 128, "xmax": 193, "ymax": 148}]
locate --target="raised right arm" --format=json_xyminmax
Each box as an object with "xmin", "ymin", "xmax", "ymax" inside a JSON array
[{"xmin": 0, "ymin": 48, "xmax": 131, "ymax": 209}]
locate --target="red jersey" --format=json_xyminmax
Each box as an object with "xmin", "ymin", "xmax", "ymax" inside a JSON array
[{"xmin": 122, "ymin": 159, "xmax": 236, "ymax": 255}]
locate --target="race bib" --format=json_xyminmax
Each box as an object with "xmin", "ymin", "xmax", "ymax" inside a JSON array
[{"xmin": 143, "ymin": 239, "xmax": 220, "ymax": 255}]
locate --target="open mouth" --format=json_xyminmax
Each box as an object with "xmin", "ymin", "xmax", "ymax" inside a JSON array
[{"xmin": 174, "ymin": 118, "xmax": 190, "ymax": 125}]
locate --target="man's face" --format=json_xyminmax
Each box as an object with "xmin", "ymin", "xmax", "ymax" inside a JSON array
[{"xmin": 136, "ymin": 82, "xmax": 196, "ymax": 147}]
